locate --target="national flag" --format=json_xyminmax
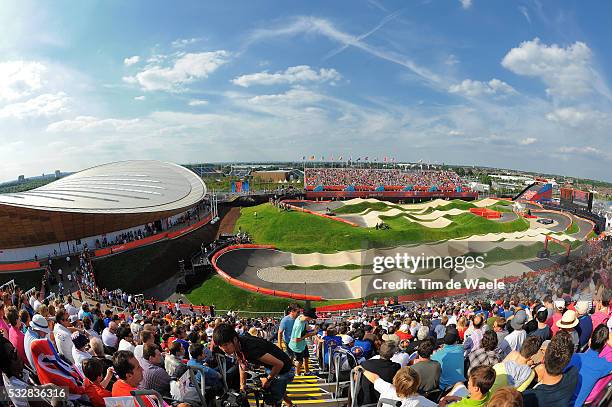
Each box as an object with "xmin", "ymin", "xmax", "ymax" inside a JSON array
[
  {"xmin": 338, "ymin": 155, "xmax": 343, "ymax": 161},
  {"xmin": 364, "ymin": 156, "xmax": 369, "ymax": 161},
  {"xmin": 31, "ymin": 338, "xmax": 84, "ymax": 394},
  {"xmin": 302, "ymin": 156, "xmax": 305, "ymax": 161},
  {"xmin": 384, "ymin": 156, "xmax": 387, "ymax": 162},
  {"xmin": 356, "ymin": 157, "xmax": 361, "ymax": 161},
  {"xmin": 309, "ymin": 155, "xmax": 315, "ymax": 160}
]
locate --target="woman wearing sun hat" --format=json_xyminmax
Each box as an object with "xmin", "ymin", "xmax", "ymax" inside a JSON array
[{"xmin": 555, "ymin": 310, "xmax": 580, "ymax": 352}]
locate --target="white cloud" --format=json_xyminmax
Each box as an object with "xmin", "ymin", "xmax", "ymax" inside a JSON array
[
  {"xmin": 501, "ymin": 38, "xmax": 612, "ymax": 100},
  {"xmin": 460, "ymin": 0, "xmax": 473, "ymax": 9},
  {"xmin": 545, "ymin": 107, "xmax": 606, "ymax": 127},
  {"xmin": 0, "ymin": 61, "xmax": 47, "ymax": 101},
  {"xmin": 134, "ymin": 95, "xmax": 146, "ymax": 101},
  {"xmin": 46, "ymin": 115, "xmax": 142, "ymax": 133},
  {"xmin": 445, "ymin": 54, "xmax": 460, "ymax": 66},
  {"xmin": 124, "ymin": 51, "xmax": 230, "ymax": 92},
  {"xmin": 448, "ymin": 130, "xmax": 464, "ymax": 136},
  {"xmin": 232, "ymin": 65, "xmax": 341, "ymax": 88},
  {"xmin": 0, "ymin": 92, "xmax": 69, "ymax": 119},
  {"xmin": 557, "ymin": 146, "xmax": 611, "ymax": 160},
  {"xmin": 519, "ymin": 137, "xmax": 537, "ymax": 145},
  {"xmin": 246, "ymin": 88, "xmax": 324, "ymax": 106},
  {"xmin": 171, "ymin": 38, "xmax": 202, "ymax": 48},
  {"xmin": 249, "ymin": 16, "xmax": 442, "ymax": 88},
  {"xmin": 518, "ymin": 6, "xmax": 531, "ymax": 24},
  {"xmin": 123, "ymin": 56, "xmax": 140, "ymax": 66},
  {"xmin": 188, "ymin": 99, "xmax": 208, "ymax": 106},
  {"xmin": 449, "ymin": 78, "xmax": 517, "ymax": 97}
]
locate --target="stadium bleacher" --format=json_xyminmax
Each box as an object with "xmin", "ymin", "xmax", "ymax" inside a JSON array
[{"xmin": 1, "ymin": 237, "xmax": 611, "ymax": 406}]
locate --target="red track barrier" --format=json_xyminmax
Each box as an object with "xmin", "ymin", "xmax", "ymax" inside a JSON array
[
  {"xmin": 167, "ymin": 215, "xmax": 212, "ymax": 239},
  {"xmin": 92, "ymin": 216, "xmax": 213, "ymax": 258},
  {"xmin": 0, "ymin": 261, "xmax": 42, "ymax": 272},
  {"xmin": 211, "ymin": 245, "xmax": 323, "ymax": 301},
  {"xmin": 285, "ymin": 204, "xmax": 358, "ymax": 227}
]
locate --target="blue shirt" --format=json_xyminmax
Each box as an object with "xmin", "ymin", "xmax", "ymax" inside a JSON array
[
  {"xmin": 354, "ymin": 339, "xmax": 373, "ymax": 359},
  {"xmin": 321, "ymin": 335, "xmax": 342, "ymax": 367},
  {"xmin": 576, "ymin": 315, "xmax": 593, "ymax": 348},
  {"xmin": 566, "ymin": 349, "xmax": 612, "ymax": 406},
  {"xmin": 431, "ymin": 344, "xmax": 465, "ymax": 390},
  {"xmin": 279, "ymin": 315, "xmax": 296, "ymax": 344},
  {"xmin": 187, "ymin": 358, "xmax": 222, "ymax": 388}
]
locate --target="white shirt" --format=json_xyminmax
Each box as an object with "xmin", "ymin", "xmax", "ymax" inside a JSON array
[
  {"xmin": 374, "ymin": 378, "xmax": 437, "ymax": 407},
  {"xmin": 134, "ymin": 344, "xmax": 145, "ymax": 367},
  {"xmin": 102, "ymin": 328, "xmax": 118, "ymax": 348},
  {"xmin": 53, "ymin": 324, "xmax": 75, "ymax": 363},
  {"xmin": 369, "ymin": 353, "xmax": 412, "ymax": 368},
  {"xmin": 504, "ymin": 329, "xmax": 527, "ymax": 352},
  {"xmin": 118, "ymin": 339, "xmax": 135, "ymax": 352},
  {"xmin": 72, "ymin": 347, "xmax": 92, "ymax": 376},
  {"xmin": 86, "ymin": 329, "xmax": 100, "ymax": 339},
  {"xmin": 65, "ymin": 303, "xmax": 78, "ymax": 317}
]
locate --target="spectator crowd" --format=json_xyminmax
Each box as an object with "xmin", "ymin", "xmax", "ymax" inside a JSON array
[
  {"xmin": 304, "ymin": 168, "xmax": 464, "ymax": 190},
  {"xmin": 0, "ymin": 238, "xmax": 610, "ymax": 406}
]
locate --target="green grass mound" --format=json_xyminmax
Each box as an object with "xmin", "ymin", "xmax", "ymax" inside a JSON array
[
  {"xmin": 185, "ymin": 275, "xmax": 359, "ymax": 311},
  {"xmin": 235, "ymin": 203, "xmax": 530, "ymax": 253},
  {"xmin": 566, "ymin": 221, "xmax": 579, "ymax": 235},
  {"xmin": 334, "ymin": 201, "xmax": 400, "ymax": 214}
]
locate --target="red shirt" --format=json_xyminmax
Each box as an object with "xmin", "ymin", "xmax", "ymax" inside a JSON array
[
  {"xmin": 112, "ymin": 379, "xmax": 156, "ymax": 407},
  {"xmin": 396, "ymin": 331, "xmax": 412, "ymax": 341},
  {"xmin": 83, "ymin": 378, "xmax": 111, "ymax": 407}
]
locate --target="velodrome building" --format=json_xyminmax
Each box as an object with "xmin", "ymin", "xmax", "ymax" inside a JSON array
[{"xmin": 0, "ymin": 160, "xmax": 207, "ymax": 262}]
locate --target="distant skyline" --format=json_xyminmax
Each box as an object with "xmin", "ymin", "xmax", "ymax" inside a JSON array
[{"xmin": 1, "ymin": 1, "xmax": 611, "ymax": 182}]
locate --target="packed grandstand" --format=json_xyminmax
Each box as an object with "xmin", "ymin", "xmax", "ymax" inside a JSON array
[
  {"xmin": 0, "ymin": 160, "xmax": 611, "ymax": 407},
  {"xmin": 304, "ymin": 168, "xmax": 464, "ymax": 191}
]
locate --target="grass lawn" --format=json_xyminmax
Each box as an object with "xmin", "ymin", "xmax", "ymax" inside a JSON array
[
  {"xmin": 566, "ymin": 221, "xmax": 579, "ymax": 234},
  {"xmin": 468, "ymin": 239, "xmax": 582, "ymax": 264},
  {"xmin": 185, "ymin": 275, "xmax": 363, "ymax": 311},
  {"xmin": 235, "ymin": 203, "xmax": 530, "ymax": 253}
]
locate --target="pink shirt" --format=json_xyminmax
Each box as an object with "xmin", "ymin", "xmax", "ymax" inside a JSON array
[
  {"xmin": 551, "ymin": 312, "xmax": 563, "ymax": 335},
  {"xmin": 8, "ymin": 325, "xmax": 27, "ymax": 364},
  {"xmin": 0, "ymin": 318, "xmax": 10, "ymax": 338},
  {"xmin": 591, "ymin": 311, "xmax": 610, "ymax": 332},
  {"xmin": 600, "ymin": 344, "xmax": 612, "ymax": 362}
]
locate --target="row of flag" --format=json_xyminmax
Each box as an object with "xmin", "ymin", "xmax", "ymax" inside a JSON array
[{"xmin": 302, "ymin": 155, "xmax": 397, "ymax": 162}]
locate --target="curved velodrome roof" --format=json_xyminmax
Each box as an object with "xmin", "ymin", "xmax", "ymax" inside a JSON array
[{"xmin": 0, "ymin": 160, "xmax": 206, "ymax": 214}]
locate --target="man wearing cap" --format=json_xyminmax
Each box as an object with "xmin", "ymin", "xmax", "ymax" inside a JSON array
[
  {"xmin": 289, "ymin": 308, "xmax": 318, "ymax": 376},
  {"xmin": 432, "ymin": 328, "xmax": 465, "ymax": 390},
  {"xmin": 574, "ymin": 300, "xmax": 593, "ymax": 348},
  {"xmin": 556, "ymin": 310, "xmax": 580, "ymax": 352},
  {"xmin": 24, "ymin": 314, "xmax": 51, "ymax": 369},
  {"xmin": 503, "ymin": 310, "xmax": 527, "ymax": 354}
]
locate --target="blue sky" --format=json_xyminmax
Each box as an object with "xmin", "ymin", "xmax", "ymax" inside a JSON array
[{"xmin": 1, "ymin": 0, "xmax": 611, "ymax": 181}]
